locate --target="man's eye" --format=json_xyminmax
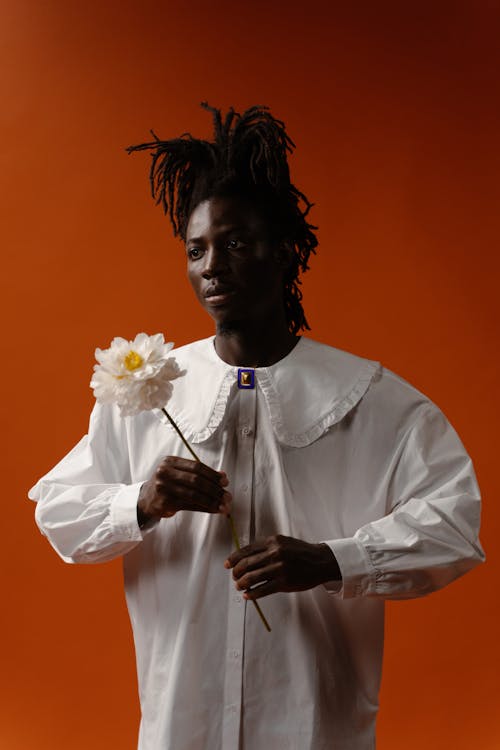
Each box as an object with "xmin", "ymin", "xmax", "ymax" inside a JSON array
[
  {"xmin": 188, "ymin": 247, "xmax": 202, "ymax": 259},
  {"xmin": 226, "ymin": 239, "xmax": 244, "ymax": 250}
]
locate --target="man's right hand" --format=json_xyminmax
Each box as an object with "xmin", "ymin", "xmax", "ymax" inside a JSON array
[{"xmin": 137, "ymin": 456, "xmax": 232, "ymax": 525}]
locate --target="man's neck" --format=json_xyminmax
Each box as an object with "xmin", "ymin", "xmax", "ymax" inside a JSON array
[{"xmin": 214, "ymin": 319, "xmax": 299, "ymax": 368}]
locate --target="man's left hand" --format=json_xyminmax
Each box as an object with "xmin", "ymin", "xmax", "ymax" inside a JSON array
[{"xmin": 224, "ymin": 535, "xmax": 341, "ymax": 600}]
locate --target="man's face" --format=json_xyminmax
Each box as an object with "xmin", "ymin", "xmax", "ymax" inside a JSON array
[{"xmin": 185, "ymin": 195, "xmax": 287, "ymax": 329}]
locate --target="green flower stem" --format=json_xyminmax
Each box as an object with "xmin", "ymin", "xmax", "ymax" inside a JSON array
[
  {"xmin": 161, "ymin": 408, "xmax": 199, "ymax": 461},
  {"xmin": 227, "ymin": 514, "xmax": 272, "ymax": 632},
  {"xmin": 161, "ymin": 408, "xmax": 271, "ymax": 633}
]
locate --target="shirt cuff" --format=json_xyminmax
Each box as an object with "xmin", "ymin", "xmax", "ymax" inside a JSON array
[
  {"xmin": 321, "ymin": 537, "xmax": 375, "ymax": 598},
  {"xmin": 109, "ymin": 482, "xmax": 151, "ymax": 541}
]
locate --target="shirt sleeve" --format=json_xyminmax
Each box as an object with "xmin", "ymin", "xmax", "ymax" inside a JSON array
[
  {"xmin": 28, "ymin": 401, "xmax": 156, "ymax": 564},
  {"xmin": 322, "ymin": 403, "xmax": 485, "ymax": 599}
]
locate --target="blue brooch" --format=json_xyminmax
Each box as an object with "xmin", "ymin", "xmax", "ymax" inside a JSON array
[{"xmin": 238, "ymin": 368, "xmax": 255, "ymax": 389}]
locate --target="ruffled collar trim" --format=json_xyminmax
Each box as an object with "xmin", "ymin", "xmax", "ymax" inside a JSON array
[{"xmin": 154, "ymin": 336, "xmax": 380, "ymax": 448}]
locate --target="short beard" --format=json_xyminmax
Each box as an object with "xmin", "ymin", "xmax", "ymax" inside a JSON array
[{"xmin": 216, "ymin": 319, "xmax": 244, "ymax": 336}]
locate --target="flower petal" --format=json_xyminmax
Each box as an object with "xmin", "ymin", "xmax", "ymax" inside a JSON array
[{"xmin": 90, "ymin": 333, "xmax": 184, "ymax": 415}]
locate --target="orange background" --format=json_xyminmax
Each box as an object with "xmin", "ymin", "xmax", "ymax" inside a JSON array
[{"xmin": 2, "ymin": 1, "xmax": 499, "ymax": 748}]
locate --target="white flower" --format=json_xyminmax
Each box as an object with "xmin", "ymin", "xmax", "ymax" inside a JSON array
[{"xmin": 90, "ymin": 333, "xmax": 184, "ymax": 417}]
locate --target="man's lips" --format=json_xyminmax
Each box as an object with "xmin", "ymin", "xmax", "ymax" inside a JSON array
[{"xmin": 204, "ymin": 286, "xmax": 237, "ymax": 305}]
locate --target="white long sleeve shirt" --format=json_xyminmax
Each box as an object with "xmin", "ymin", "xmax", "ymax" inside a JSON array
[{"xmin": 29, "ymin": 337, "xmax": 484, "ymax": 750}]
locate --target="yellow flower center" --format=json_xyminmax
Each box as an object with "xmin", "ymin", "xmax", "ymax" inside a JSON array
[{"xmin": 124, "ymin": 350, "xmax": 143, "ymax": 371}]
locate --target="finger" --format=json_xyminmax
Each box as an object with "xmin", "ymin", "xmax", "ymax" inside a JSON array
[
  {"xmin": 159, "ymin": 456, "xmax": 228, "ymax": 488},
  {"xmin": 168, "ymin": 495, "xmax": 231, "ymax": 515},
  {"xmin": 163, "ymin": 482, "xmax": 232, "ymax": 514},
  {"xmin": 218, "ymin": 493, "xmax": 233, "ymax": 515},
  {"xmin": 244, "ymin": 579, "xmax": 281, "ymax": 601},
  {"xmin": 235, "ymin": 562, "xmax": 283, "ymax": 592},
  {"xmin": 231, "ymin": 550, "xmax": 271, "ymax": 581},
  {"xmin": 224, "ymin": 540, "xmax": 270, "ymax": 569},
  {"xmin": 219, "ymin": 472, "xmax": 229, "ymax": 487},
  {"xmin": 157, "ymin": 466, "xmax": 227, "ymax": 503}
]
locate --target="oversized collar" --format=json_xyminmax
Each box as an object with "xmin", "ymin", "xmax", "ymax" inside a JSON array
[{"xmin": 155, "ymin": 337, "xmax": 380, "ymax": 448}]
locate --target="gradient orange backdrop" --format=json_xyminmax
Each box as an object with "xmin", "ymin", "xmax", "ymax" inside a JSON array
[{"xmin": 2, "ymin": 1, "xmax": 499, "ymax": 748}]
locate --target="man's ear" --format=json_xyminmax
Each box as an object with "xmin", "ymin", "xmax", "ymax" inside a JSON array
[{"xmin": 273, "ymin": 240, "xmax": 293, "ymax": 269}]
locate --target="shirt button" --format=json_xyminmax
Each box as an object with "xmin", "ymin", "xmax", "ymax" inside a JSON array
[
  {"xmin": 241, "ymin": 426, "xmax": 253, "ymax": 437},
  {"xmin": 231, "ymin": 650, "xmax": 240, "ymax": 659},
  {"xmin": 234, "ymin": 595, "xmax": 242, "ymax": 603},
  {"xmin": 241, "ymin": 484, "xmax": 248, "ymax": 493}
]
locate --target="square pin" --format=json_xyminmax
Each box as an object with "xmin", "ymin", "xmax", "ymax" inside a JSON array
[{"xmin": 238, "ymin": 368, "xmax": 255, "ymax": 389}]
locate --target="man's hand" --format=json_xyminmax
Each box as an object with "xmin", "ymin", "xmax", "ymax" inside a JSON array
[
  {"xmin": 137, "ymin": 456, "xmax": 232, "ymax": 524},
  {"xmin": 224, "ymin": 535, "xmax": 341, "ymax": 600}
]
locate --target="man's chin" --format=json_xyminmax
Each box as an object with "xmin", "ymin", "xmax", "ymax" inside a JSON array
[{"xmin": 215, "ymin": 318, "xmax": 245, "ymax": 335}]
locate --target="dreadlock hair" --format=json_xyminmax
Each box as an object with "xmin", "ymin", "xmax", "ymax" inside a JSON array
[{"xmin": 127, "ymin": 103, "xmax": 318, "ymax": 335}]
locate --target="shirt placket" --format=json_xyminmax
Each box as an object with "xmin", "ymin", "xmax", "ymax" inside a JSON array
[{"xmin": 222, "ymin": 384, "xmax": 257, "ymax": 750}]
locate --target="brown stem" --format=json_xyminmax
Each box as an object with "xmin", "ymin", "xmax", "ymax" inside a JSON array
[{"xmin": 161, "ymin": 407, "xmax": 271, "ymax": 633}]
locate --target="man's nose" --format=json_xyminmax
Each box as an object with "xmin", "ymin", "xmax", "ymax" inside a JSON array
[{"xmin": 201, "ymin": 246, "xmax": 228, "ymax": 279}]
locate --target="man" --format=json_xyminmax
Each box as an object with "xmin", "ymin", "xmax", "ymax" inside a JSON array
[{"xmin": 29, "ymin": 104, "xmax": 484, "ymax": 750}]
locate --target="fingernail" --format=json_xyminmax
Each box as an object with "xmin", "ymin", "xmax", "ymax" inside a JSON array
[{"xmin": 224, "ymin": 560, "xmax": 230, "ymax": 569}]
